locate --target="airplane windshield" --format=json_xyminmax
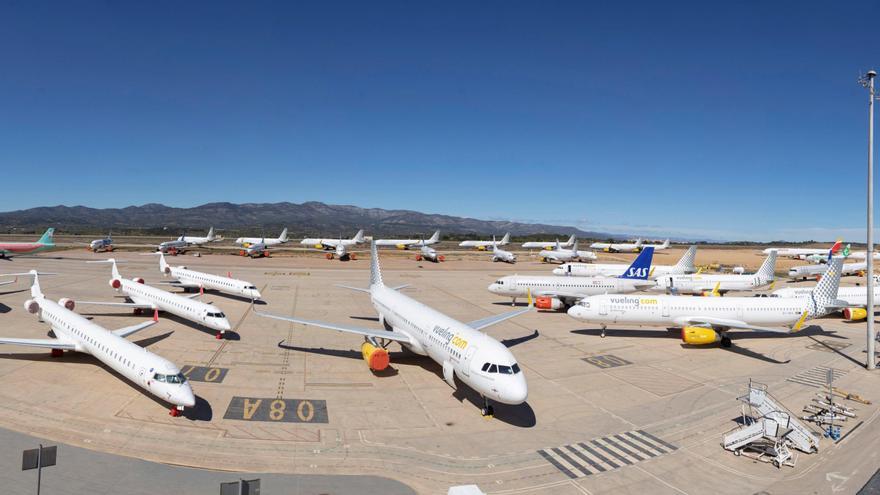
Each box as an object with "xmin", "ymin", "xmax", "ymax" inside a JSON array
[
  {"xmin": 246, "ymin": 285, "xmax": 257, "ymax": 290},
  {"xmin": 481, "ymin": 363, "xmax": 522, "ymax": 374},
  {"xmin": 153, "ymin": 372, "xmax": 187, "ymax": 384},
  {"xmin": 207, "ymin": 312, "xmax": 226, "ymax": 318}
]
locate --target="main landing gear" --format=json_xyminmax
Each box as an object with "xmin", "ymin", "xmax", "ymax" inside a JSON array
[
  {"xmin": 600, "ymin": 324, "xmax": 607, "ymax": 338},
  {"xmin": 721, "ymin": 336, "xmax": 732, "ymax": 348},
  {"xmin": 169, "ymin": 405, "xmax": 184, "ymax": 417},
  {"xmin": 481, "ymin": 397, "xmax": 495, "ymax": 418}
]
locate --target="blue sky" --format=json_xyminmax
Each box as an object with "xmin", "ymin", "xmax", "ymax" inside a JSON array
[{"xmin": 1, "ymin": 1, "xmax": 878, "ymax": 241}]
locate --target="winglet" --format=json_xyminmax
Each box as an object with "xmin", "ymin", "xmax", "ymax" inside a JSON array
[{"xmin": 711, "ymin": 282, "xmax": 721, "ymax": 297}]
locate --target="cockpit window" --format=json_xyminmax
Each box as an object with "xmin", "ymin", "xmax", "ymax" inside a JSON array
[
  {"xmin": 481, "ymin": 363, "xmax": 490, "ymax": 372},
  {"xmin": 153, "ymin": 372, "xmax": 187, "ymax": 384},
  {"xmin": 246, "ymin": 285, "xmax": 257, "ymax": 290},
  {"xmin": 207, "ymin": 312, "xmax": 226, "ymax": 318},
  {"xmin": 494, "ymin": 280, "xmax": 504, "ymax": 285},
  {"xmin": 512, "ymin": 363, "xmax": 521, "ymax": 374},
  {"xmin": 488, "ymin": 364, "xmax": 497, "ymax": 373},
  {"xmin": 498, "ymin": 365, "xmax": 513, "ymax": 374}
]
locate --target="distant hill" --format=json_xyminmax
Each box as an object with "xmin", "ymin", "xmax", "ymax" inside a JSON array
[{"xmin": 0, "ymin": 201, "xmax": 621, "ymax": 239}]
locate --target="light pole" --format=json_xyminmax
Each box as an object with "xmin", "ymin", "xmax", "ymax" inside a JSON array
[{"xmin": 860, "ymin": 70, "xmax": 877, "ymax": 370}]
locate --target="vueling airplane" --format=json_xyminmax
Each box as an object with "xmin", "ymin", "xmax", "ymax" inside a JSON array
[
  {"xmin": 568, "ymin": 257, "xmax": 845, "ymax": 348},
  {"xmin": 459, "ymin": 232, "xmax": 510, "ymax": 250},
  {"xmin": 181, "ymin": 227, "xmax": 220, "ymax": 246},
  {"xmin": 301, "ymin": 229, "xmax": 365, "ymax": 250},
  {"xmin": 236, "ymin": 228, "xmax": 289, "ymax": 247},
  {"xmin": 256, "ymin": 242, "xmax": 531, "ymax": 417},
  {"xmin": 590, "ymin": 238, "xmax": 643, "ymax": 253},
  {"xmin": 375, "ymin": 230, "xmax": 440, "ymax": 249},
  {"xmin": 0, "ymin": 228, "xmax": 55, "ymax": 258},
  {"xmin": 522, "ymin": 234, "xmax": 575, "ymax": 250}
]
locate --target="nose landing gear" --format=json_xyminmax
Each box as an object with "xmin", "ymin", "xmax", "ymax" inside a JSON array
[
  {"xmin": 480, "ymin": 397, "xmax": 494, "ymax": 418},
  {"xmin": 169, "ymin": 405, "xmax": 184, "ymax": 417},
  {"xmin": 600, "ymin": 324, "xmax": 607, "ymax": 338}
]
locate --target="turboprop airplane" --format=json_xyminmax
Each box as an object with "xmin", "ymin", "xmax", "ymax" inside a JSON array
[
  {"xmin": 490, "ymin": 241, "xmax": 516, "ymax": 263},
  {"xmin": 181, "ymin": 227, "xmax": 220, "ymax": 246},
  {"xmin": 0, "ymin": 228, "xmax": 55, "ymax": 258},
  {"xmin": 773, "ymin": 276, "xmax": 880, "ymax": 321},
  {"xmin": 375, "ymin": 230, "xmax": 440, "ymax": 249},
  {"xmin": 155, "ymin": 252, "xmax": 262, "ymax": 299},
  {"xmin": 652, "ymin": 250, "xmax": 777, "ymax": 295},
  {"xmin": 459, "ymin": 233, "xmax": 510, "ymax": 251},
  {"xmin": 89, "ymin": 233, "xmax": 113, "ymax": 253},
  {"xmin": 415, "ymin": 245, "xmax": 444, "ymax": 262},
  {"xmin": 255, "ymin": 242, "xmax": 531, "ymax": 417},
  {"xmin": 567, "ymin": 257, "xmax": 845, "ymax": 349},
  {"xmin": 538, "ymin": 239, "xmax": 597, "ymax": 263},
  {"xmin": 590, "ymin": 238, "xmax": 643, "ymax": 253},
  {"xmin": 488, "ymin": 247, "xmax": 656, "ymax": 310},
  {"xmin": 80, "ymin": 259, "xmax": 232, "ymax": 339},
  {"xmin": 301, "ymin": 229, "xmax": 365, "ymax": 250},
  {"xmin": 554, "ymin": 246, "xmax": 697, "ymax": 277},
  {"xmin": 236, "ymin": 228, "xmax": 289, "ymax": 247},
  {"xmin": 0, "ymin": 271, "xmax": 195, "ymax": 416},
  {"xmin": 522, "ymin": 234, "xmax": 575, "ymax": 250}
]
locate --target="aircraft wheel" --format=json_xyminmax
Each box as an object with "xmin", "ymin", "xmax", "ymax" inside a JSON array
[{"xmin": 721, "ymin": 336, "xmax": 732, "ymax": 348}]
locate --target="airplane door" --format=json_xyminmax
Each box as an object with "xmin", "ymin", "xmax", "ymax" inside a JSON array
[
  {"xmin": 661, "ymin": 301, "xmax": 670, "ymax": 317},
  {"xmin": 599, "ymin": 303, "xmax": 608, "ymax": 315},
  {"xmin": 460, "ymin": 346, "xmax": 477, "ymax": 378}
]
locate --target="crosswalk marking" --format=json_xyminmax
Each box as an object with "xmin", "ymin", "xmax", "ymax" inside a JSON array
[
  {"xmin": 787, "ymin": 366, "xmax": 848, "ymax": 388},
  {"xmin": 538, "ymin": 430, "xmax": 677, "ymax": 479}
]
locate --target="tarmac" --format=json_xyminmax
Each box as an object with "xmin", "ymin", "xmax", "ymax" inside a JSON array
[{"xmin": 0, "ymin": 245, "xmax": 878, "ymax": 494}]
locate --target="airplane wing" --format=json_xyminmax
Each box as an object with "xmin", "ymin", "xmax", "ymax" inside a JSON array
[
  {"xmin": 0, "ymin": 280, "xmax": 14, "ymax": 287},
  {"xmin": 468, "ymin": 291, "xmax": 533, "ymax": 331},
  {"xmin": 0, "ymin": 337, "xmax": 76, "ymax": 350},
  {"xmin": 254, "ymin": 309, "xmax": 412, "ymax": 344},
  {"xmin": 112, "ymin": 317, "xmax": 159, "ymax": 338},
  {"xmin": 673, "ymin": 316, "xmax": 797, "ymax": 334},
  {"xmin": 76, "ymin": 300, "xmax": 156, "ymax": 309}
]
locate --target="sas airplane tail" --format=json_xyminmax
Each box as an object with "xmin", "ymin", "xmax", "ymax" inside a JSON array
[
  {"xmin": 619, "ymin": 246, "xmax": 654, "ymax": 279},
  {"xmin": 672, "ymin": 246, "xmax": 697, "ymax": 274},
  {"xmin": 37, "ymin": 228, "xmax": 55, "ymax": 246}
]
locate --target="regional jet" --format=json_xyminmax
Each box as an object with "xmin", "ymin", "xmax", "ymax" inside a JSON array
[
  {"xmin": 652, "ymin": 250, "xmax": 777, "ymax": 295},
  {"xmin": 555, "ymin": 246, "xmax": 697, "ymax": 277},
  {"xmin": 236, "ymin": 228, "xmax": 289, "ymax": 247},
  {"xmin": 0, "ymin": 228, "xmax": 55, "ymax": 258},
  {"xmin": 459, "ymin": 233, "xmax": 510, "ymax": 250},
  {"xmin": 375, "ymin": 230, "xmax": 440, "ymax": 249},
  {"xmin": 256, "ymin": 242, "xmax": 531, "ymax": 417},
  {"xmin": 488, "ymin": 247, "xmax": 656, "ymax": 310},
  {"xmin": 522, "ymin": 234, "xmax": 575, "ymax": 250},
  {"xmin": 590, "ymin": 238, "xmax": 643, "ymax": 253},
  {"xmin": 0, "ymin": 271, "xmax": 195, "ymax": 416},
  {"xmin": 155, "ymin": 252, "xmax": 261, "ymax": 299},
  {"xmin": 567, "ymin": 257, "xmax": 845, "ymax": 349},
  {"xmin": 81, "ymin": 259, "xmax": 232, "ymax": 339}
]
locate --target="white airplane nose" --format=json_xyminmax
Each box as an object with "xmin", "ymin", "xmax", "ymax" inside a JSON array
[
  {"xmin": 501, "ymin": 378, "xmax": 528, "ymax": 404},
  {"xmin": 178, "ymin": 386, "xmax": 196, "ymax": 408},
  {"xmin": 567, "ymin": 305, "xmax": 583, "ymax": 319},
  {"xmin": 552, "ymin": 267, "xmax": 563, "ymax": 275}
]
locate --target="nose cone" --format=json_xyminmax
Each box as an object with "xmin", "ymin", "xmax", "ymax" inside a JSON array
[
  {"xmin": 250, "ymin": 289, "xmax": 263, "ymax": 300},
  {"xmin": 552, "ymin": 267, "xmax": 563, "ymax": 275},
  {"xmin": 501, "ymin": 376, "xmax": 528, "ymax": 405},
  {"xmin": 217, "ymin": 318, "xmax": 232, "ymax": 331},
  {"xmin": 177, "ymin": 385, "xmax": 196, "ymax": 408},
  {"xmin": 567, "ymin": 305, "xmax": 584, "ymax": 320},
  {"xmin": 488, "ymin": 283, "xmax": 500, "ymax": 294}
]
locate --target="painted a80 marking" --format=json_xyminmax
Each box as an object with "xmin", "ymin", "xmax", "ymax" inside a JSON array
[
  {"xmin": 583, "ymin": 354, "xmax": 632, "ymax": 369},
  {"xmin": 223, "ymin": 396, "xmax": 329, "ymax": 423}
]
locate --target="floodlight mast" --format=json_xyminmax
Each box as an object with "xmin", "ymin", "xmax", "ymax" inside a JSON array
[{"xmin": 859, "ymin": 70, "xmax": 877, "ymax": 370}]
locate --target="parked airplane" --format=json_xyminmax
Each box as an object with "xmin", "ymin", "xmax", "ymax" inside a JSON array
[
  {"xmin": 567, "ymin": 257, "xmax": 844, "ymax": 348},
  {"xmin": 762, "ymin": 241, "xmax": 840, "ymax": 259},
  {"xmin": 156, "ymin": 253, "xmax": 262, "ymax": 300},
  {"xmin": 415, "ymin": 245, "xmax": 444, "ymax": 262},
  {"xmin": 555, "ymin": 246, "xmax": 697, "ymax": 277},
  {"xmin": 788, "ymin": 261, "xmax": 866, "ymax": 280},
  {"xmin": 459, "ymin": 233, "xmax": 510, "ymax": 250},
  {"xmin": 488, "ymin": 247, "xmax": 656, "ymax": 309},
  {"xmin": 375, "ymin": 231, "xmax": 440, "ymax": 249},
  {"xmin": 652, "ymin": 250, "xmax": 777, "ymax": 295},
  {"xmin": 325, "ymin": 241, "xmax": 356, "ymax": 261},
  {"xmin": 256, "ymin": 242, "xmax": 531, "ymax": 416},
  {"xmin": 89, "ymin": 233, "xmax": 114, "ymax": 252},
  {"xmin": 643, "ymin": 239, "xmax": 671, "ymax": 250},
  {"xmin": 491, "ymin": 241, "xmax": 516, "ymax": 264},
  {"xmin": 236, "ymin": 228, "xmax": 289, "ymax": 247},
  {"xmin": 301, "ymin": 229, "xmax": 365, "ymax": 250},
  {"xmin": 181, "ymin": 227, "xmax": 220, "ymax": 246},
  {"xmin": 522, "ymin": 234, "xmax": 575, "ymax": 250},
  {"xmin": 538, "ymin": 239, "xmax": 597, "ymax": 263},
  {"xmin": 157, "ymin": 238, "xmax": 189, "ymax": 255},
  {"xmin": 81, "ymin": 259, "xmax": 232, "ymax": 339},
  {"xmin": 0, "ymin": 271, "xmax": 195, "ymax": 416},
  {"xmin": 239, "ymin": 239, "xmax": 270, "ymax": 258},
  {"xmin": 848, "ymin": 250, "xmax": 880, "ymax": 260},
  {"xmin": 773, "ymin": 277, "xmax": 880, "ymax": 321},
  {"xmin": 590, "ymin": 238, "xmax": 643, "ymax": 253},
  {"xmin": 0, "ymin": 228, "xmax": 55, "ymax": 258}
]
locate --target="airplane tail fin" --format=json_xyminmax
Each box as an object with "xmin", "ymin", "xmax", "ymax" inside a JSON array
[
  {"xmin": 756, "ymin": 250, "xmax": 777, "ymax": 282},
  {"xmin": 634, "ymin": 238, "xmax": 642, "ymax": 247},
  {"xmin": 429, "ymin": 230, "xmax": 440, "ymax": 243},
  {"xmin": 809, "ymin": 256, "xmax": 845, "ymax": 317},
  {"xmin": 662, "ymin": 239, "xmax": 670, "ymax": 248},
  {"xmin": 88, "ymin": 258, "xmax": 122, "ymax": 280},
  {"xmin": 619, "ymin": 247, "xmax": 655, "ymax": 279},
  {"xmin": 353, "ymin": 229, "xmax": 365, "ymax": 243},
  {"xmin": 500, "ymin": 232, "xmax": 510, "ymax": 245},
  {"xmin": 369, "ymin": 241, "xmax": 384, "ymax": 287},
  {"xmin": 37, "ymin": 228, "xmax": 55, "ymax": 246},
  {"xmin": 29, "ymin": 270, "xmax": 44, "ymax": 299},
  {"xmin": 672, "ymin": 246, "xmax": 697, "ymax": 274},
  {"xmin": 566, "ymin": 234, "xmax": 576, "ymax": 247},
  {"xmin": 207, "ymin": 227, "xmax": 215, "ymax": 241},
  {"xmin": 826, "ymin": 239, "xmax": 843, "ymax": 262},
  {"xmin": 159, "ymin": 252, "xmax": 169, "ymax": 274},
  {"xmin": 572, "ymin": 238, "xmax": 578, "ymax": 253},
  {"xmin": 279, "ymin": 228, "xmax": 289, "ymax": 243}
]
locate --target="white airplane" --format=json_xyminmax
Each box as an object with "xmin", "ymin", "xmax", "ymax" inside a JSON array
[
  {"xmin": 643, "ymin": 239, "xmax": 671, "ymax": 250},
  {"xmin": 415, "ymin": 245, "xmax": 444, "ymax": 262},
  {"xmin": 554, "ymin": 246, "xmax": 697, "ymax": 277},
  {"xmin": 375, "ymin": 230, "xmax": 440, "ymax": 249},
  {"xmin": 157, "ymin": 238, "xmax": 188, "ymax": 255},
  {"xmin": 522, "ymin": 234, "xmax": 575, "ymax": 250},
  {"xmin": 81, "ymin": 259, "xmax": 232, "ymax": 339},
  {"xmin": 255, "ymin": 242, "xmax": 531, "ymax": 416},
  {"xmin": 155, "ymin": 252, "xmax": 262, "ymax": 300},
  {"xmin": 538, "ymin": 239, "xmax": 597, "ymax": 263},
  {"xmin": 590, "ymin": 238, "xmax": 643, "ymax": 253},
  {"xmin": 236, "ymin": 228, "xmax": 289, "ymax": 247},
  {"xmin": 239, "ymin": 239, "xmax": 271, "ymax": 258},
  {"xmin": 181, "ymin": 227, "xmax": 220, "ymax": 245},
  {"xmin": 490, "ymin": 241, "xmax": 516, "ymax": 264},
  {"xmin": 325, "ymin": 241, "xmax": 356, "ymax": 261},
  {"xmin": 788, "ymin": 261, "xmax": 866, "ymax": 280},
  {"xmin": 459, "ymin": 233, "xmax": 510, "ymax": 251},
  {"xmin": 762, "ymin": 242, "xmax": 839, "ymax": 259},
  {"xmin": 773, "ymin": 277, "xmax": 880, "ymax": 321},
  {"xmin": 1, "ymin": 271, "xmax": 195, "ymax": 416},
  {"xmin": 652, "ymin": 250, "xmax": 777, "ymax": 295},
  {"xmin": 89, "ymin": 233, "xmax": 114, "ymax": 253},
  {"xmin": 848, "ymin": 250, "xmax": 880, "ymax": 260},
  {"xmin": 567, "ymin": 257, "xmax": 845, "ymax": 348},
  {"xmin": 488, "ymin": 247, "xmax": 656, "ymax": 310},
  {"xmin": 301, "ymin": 229, "xmax": 365, "ymax": 250}
]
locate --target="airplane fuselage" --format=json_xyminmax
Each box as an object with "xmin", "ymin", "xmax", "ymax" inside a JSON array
[{"xmin": 113, "ymin": 278, "xmax": 231, "ymax": 333}]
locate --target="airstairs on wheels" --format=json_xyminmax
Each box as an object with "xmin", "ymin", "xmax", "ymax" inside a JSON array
[{"xmin": 721, "ymin": 381, "xmax": 819, "ymax": 468}]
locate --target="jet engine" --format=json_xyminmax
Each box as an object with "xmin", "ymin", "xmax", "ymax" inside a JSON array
[
  {"xmin": 163, "ymin": 266, "xmax": 172, "ymax": 274},
  {"xmin": 314, "ymin": 243, "xmax": 325, "ymax": 249},
  {"xmin": 396, "ymin": 244, "xmax": 407, "ymax": 250},
  {"xmin": 23, "ymin": 299, "xmax": 39, "ymax": 314},
  {"xmin": 535, "ymin": 297, "xmax": 564, "ymax": 311},
  {"xmin": 361, "ymin": 342, "xmax": 390, "ymax": 371},
  {"xmin": 58, "ymin": 298, "xmax": 75, "ymax": 311},
  {"xmin": 843, "ymin": 307, "xmax": 868, "ymax": 321},
  {"xmin": 132, "ymin": 277, "xmax": 145, "ymax": 284},
  {"xmin": 681, "ymin": 326, "xmax": 721, "ymax": 345},
  {"xmin": 110, "ymin": 279, "xmax": 122, "ymax": 289}
]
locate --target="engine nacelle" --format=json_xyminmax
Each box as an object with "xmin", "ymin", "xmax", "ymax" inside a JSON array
[
  {"xmin": 477, "ymin": 245, "xmax": 487, "ymax": 251},
  {"xmin": 110, "ymin": 278, "xmax": 122, "ymax": 289},
  {"xmin": 396, "ymin": 244, "xmax": 407, "ymax": 250},
  {"xmin": 681, "ymin": 326, "xmax": 721, "ymax": 345},
  {"xmin": 163, "ymin": 266, "xmax": 172, "ymax": 274},
  {"xmin": 438, "ymin": 255, "xmax": 445, "ymax": 262},
  {"xmin": 58, "ymin": 298, "xmax": 75, "ymax": 311},
  {"xmin": 23, "ymin": 299, "xmax": 40, "ymax": 314},
  {"xmin": 314, "ymin": 243, "xmax": 325, "ymax": 249},
  {"xmin": 132, "ymin": 277, "xmax": 145, "ymax": 284},
  {"xmin": 535, "ymin": 296, "xmax": 564, "ymax": 311},
  {"xmin": 361, "ymin": 342, "xmax": 390, "ymax": 371},
  {"xmin": 843, "ymin": 307, "xmax": 868, "ymax": 321}
]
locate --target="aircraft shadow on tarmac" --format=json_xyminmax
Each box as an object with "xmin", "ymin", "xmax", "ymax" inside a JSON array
[
  {"xmin": 0, "ymin": 303, "xmax": 10, "ymax": 314},
  {"xmin": 0, "ymin": 288, "xmax": 28, "ymax": 297},
  {"xmin": 78, "ymin": 311, "xmax": 241, "ymax": 341},
  {"xmin": 277, "ymin": 341, "xmax": 537, "ymax": 427},
  {"xmin": 175, "ymin": 289, "xmax": 267, "ymax": 305}
]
